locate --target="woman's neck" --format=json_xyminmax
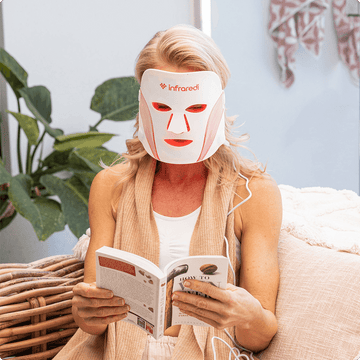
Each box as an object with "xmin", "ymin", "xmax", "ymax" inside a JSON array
[{"xmin": 155, "ymin": 161, "xmax": 208, "ymax": 185}]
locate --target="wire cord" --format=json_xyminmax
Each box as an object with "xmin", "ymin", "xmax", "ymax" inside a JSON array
[{"xmin": 211, "ymin": 171, "xmax": 254, "ymax": 360}]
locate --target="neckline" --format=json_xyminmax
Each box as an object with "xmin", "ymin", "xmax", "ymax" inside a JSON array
[{"xmin": 153, "ymin": 206, "xmax": 201, "ymax": 221}]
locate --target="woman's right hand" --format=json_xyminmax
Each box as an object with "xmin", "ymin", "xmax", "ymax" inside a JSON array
[{"xmin": 72, "ymin": 282, "xmax": 130, "ymax": 328}]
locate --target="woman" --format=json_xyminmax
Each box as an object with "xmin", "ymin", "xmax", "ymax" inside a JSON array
[{"xmin": 56, "ymin": 24, "xmax": 282, "ymax": 360}]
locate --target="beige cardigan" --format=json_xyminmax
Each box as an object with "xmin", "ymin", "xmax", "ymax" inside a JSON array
[{"xmin": 55, "ymin": 155, "xmax": 242, "ymax": 360}]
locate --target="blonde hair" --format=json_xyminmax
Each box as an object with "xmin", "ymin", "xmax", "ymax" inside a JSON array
[{"xmin": 110, "ymin": 24, "xmax": 265, "ymax": 186}]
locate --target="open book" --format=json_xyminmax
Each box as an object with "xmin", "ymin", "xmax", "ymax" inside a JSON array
[{"xmin": 96, "ymin": 246, "xmax": 228, "ymax": 339}]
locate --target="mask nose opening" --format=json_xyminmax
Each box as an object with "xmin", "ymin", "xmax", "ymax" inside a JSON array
[{"xmin": 167, "ymin": 113, "xmax": 190, "ymax": 134}]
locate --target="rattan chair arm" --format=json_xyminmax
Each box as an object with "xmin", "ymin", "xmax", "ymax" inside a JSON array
[
  {"xmin": 0, "ymin": 332, "xmax": 28, "ymax": 345},
  {"xmin": 62, "ymin": 268, "xmax": 84, "ymax": 279},
  {"xmin": 51, "ymin": 322, "xmax": 77, "ymax": 331},
  {"xmin": 47, "ymin": 307, "xmax": 72, "ymax": 318},
  {"xmin": 0, "ymin": 264, "xmax": 30, "ymax": 270},
  {"xmin": 0, "ymin": 299, "xmax": 72, "ymax": 322},
  {"xmin": 0, "ymin": 344, "xmax": 64, "ymax": 359},
  {"xmin": 42, "ymin": 258, "xmax": 81, "ymax": 272},
  {"xmin": 48, "ymin": 262, "xmax": 84, "ymax": 278},
  {"xmin": 0, "ymin": 278, "xmax": 70, "ymax": 297},
  {"xmin": 0, "ymin": 291, "xmax": 73, "ymax": 316},
  {"xmin": 62, "ymin": 276, "xmax": 84, "ymax": 286},
  {"xmin": 0, "ymin": 317, "xmax": 31, "ymax": 330},
  {"xmin": 0, "ymin": 276, "xmax": 61, "ymax": 290},
  {"xmin": 0, "ymin": 328, "xmax": 77, "ymax": 352},
  {"xmin": 0, "ymin": 314, "xmax": 74, "ymax": 337},
  {"xmin": 44, "ymin": 290, "xmax": 74, "ymax": 305},
  {"xmin": 29, "ymin": 255, "xmax": 75, "ymax": 269},
  {"xmin": 0, "ymin": 270, "xmax": 54, "ymax": 284},
  {"xmin": 0, "ymin": 286, "xmax": 73, "ymax": 306}
]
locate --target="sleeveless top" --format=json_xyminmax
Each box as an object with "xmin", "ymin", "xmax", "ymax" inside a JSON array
[{"xmin": 154, "ymin": 206, "xmax": 241, "ymax": 272}]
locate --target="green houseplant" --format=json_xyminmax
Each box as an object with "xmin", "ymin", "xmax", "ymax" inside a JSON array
[{"xmin": 0, "ymin": 48, "xmax": 140, "ymax": 241}]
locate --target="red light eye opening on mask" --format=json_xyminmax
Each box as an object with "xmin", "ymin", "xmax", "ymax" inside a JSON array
[
  {"xmin": 185, "ymin": 104, "xmax": 207, "ymax": 113},
  {"xmin": 152, "ymin": 102, "xmax": 172, "ymax": 112}
]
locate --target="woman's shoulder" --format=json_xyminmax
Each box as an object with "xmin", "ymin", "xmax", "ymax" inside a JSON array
[
  {"xmin": 92, "ymin": 163, "xmax": 127, "ymax": 187},
  {"xmin": 233, "ymin": 173, "xmax": 282, "ymax": 235},
  {"xmin": 234, "ymin": 173, "xmax": 281, "ymax": 207},
  {"xmin": 90, "ymin": 162, "xmax": 129, "ymax": 218}
]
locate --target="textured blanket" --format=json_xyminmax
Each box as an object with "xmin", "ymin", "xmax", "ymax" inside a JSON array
[{"xmin": 279, "ymin": 184, "xmax": 360, "ymax": 256}]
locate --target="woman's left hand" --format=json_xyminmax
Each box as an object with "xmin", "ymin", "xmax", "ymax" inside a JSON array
[{"xmin": 172, "ymin": 280, "xmax": 262, "ymax": 330}]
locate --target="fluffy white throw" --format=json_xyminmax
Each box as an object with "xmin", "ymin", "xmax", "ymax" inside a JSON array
[
  {"xmin": 279, "ymin": 184, "xmax": 360, "ymax": 256},
  {"xmin": 73, "ymin": 185, "xmax": 360, "ymax": 260}
]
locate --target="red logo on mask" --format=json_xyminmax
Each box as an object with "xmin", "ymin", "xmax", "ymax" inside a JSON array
[{"xmin": 159, "ymin": 84, "xmax": 200, "ymax": 91}]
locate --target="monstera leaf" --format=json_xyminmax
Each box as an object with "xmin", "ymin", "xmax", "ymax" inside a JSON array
[
  {"xmin": 0, "ymin": 48, "xmax": 28, "ymax": 99},
  {"xmin": 40, "ymin": 175, "xmax": 89, "ymax": 239},
  {"xmin": 53, "ymin": 132, "xmax": 116, "ymax": 152},
  {"xmin": 90, "ymin": 77, "xmax": 140, "ymax": 122},
  {"xmin": 19, "ymin": 86, "xmax": 63, "ymax": 138}
]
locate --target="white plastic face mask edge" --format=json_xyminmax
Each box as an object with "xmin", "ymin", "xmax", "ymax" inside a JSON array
[{"xmin": 138, "ymin": 69, "xmax": 226, "ymax": 164}]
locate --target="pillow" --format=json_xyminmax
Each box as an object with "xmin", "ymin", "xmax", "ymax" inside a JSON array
[{"xmin": 257, "ymin": 232, "xmax": 360, "ymax": 360}]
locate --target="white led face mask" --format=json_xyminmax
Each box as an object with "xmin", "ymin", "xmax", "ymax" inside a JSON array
[{"xmin": 138, "ymin": 69, "xmax": 226, "ymax": 164}]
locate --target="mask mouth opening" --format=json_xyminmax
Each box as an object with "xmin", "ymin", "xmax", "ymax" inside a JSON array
[{"xmin": 164, "ymin": 139, "xmax": 193, "ymax": 147}]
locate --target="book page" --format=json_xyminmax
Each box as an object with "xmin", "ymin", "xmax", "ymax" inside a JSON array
[
  {"xmin": 163, "ymin": 256, "xmax": 228, "ymax": 329},
  {"xmin": 96, "ymin": 248, "xmax": 165, "ymax": 338}
]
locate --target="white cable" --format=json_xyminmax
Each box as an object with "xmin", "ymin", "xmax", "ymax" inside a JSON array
[
  {"xmin": 211, "ymin": 335, "xmax": 250, "ymax": 360},
  {"xmin": 224, "ymin": 329, "xmax": 255, "ymax": 360},
  {"xmin": 227, "ymin": 171, "xmax": 252, "ymax": 217},
  {"xmin": 224, "ymin": 170, "xmax": 252, "ymax": 286},
  {"xmin": 212, "ymin": 171, "xmax": 255, "ymax": 360}
]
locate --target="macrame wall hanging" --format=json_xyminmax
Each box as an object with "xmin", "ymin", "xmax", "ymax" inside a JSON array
[{"xmin": 268, "ymin": 0, "xmax": 360, "ymax": 87}]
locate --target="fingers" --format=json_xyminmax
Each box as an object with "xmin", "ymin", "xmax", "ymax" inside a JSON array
[
  {"xmin": 176, "ymin": 306, "xmax": 229, "ymax": 330},
  {"xmin": 180, "ymin": 280, "xmax": 230, "ymax": 303},
  {"xmin": 72, "ymin": 294, "xmax": 127, "ymax": 310},
  {"xmin": 172, "ymin": 293, "xmax": 226, "ymax": 325},
  {"xmin": 172, "ymin": 280, "xmax": 236, "ymax": 329},
  {"xmin": 172, "ymin": 291, "xmax": 222, "ymax": 314},
  {"xmin": 73, "ymin": 282, "xmax": 113, "ymax": 299},
  {"xmin": 82, "ymin": 313, "xmax": 129, "ymax": 326},
  {"xmin": 72, "ymin": 282, "xmax": 130, "ymax": 326},
  {"xmin": 77, "ymin": 303, "xmax": 130, "ymax": 322}
]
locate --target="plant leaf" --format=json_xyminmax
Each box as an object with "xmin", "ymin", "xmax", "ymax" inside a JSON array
[
  {"xmin": 72, "ymin": 171, "xmax": 96, "ymax": 189},
  {"xmin": 0, "ymin": 48, "xmax": 28, "ymax": 99},
  {"xmin": 33, "ymin": 198, "xmax": 65, "ymax": 239},
  {"xmin": 77, "ymin": 147, "xmax": 121, "ymax": 168},
  {"xmin": 40, "ymin": 175, "xmax": 89, "ymax": 239},
  {"xmin": 8, "ymin": 175, "xmax": 45, "ymax": 240},
  {"xmin": 0, "ymin": 161, "xmax": 12, "ymax": 184},
  {"xmin": 19, "ymin": 87, "xmax": 63, "ymax": 138},
  {"xmin": 20, "ymin": 85, "xmax": 52, "ymax": 123},
  {"xmin": 68, "ymin": 151, "xmax": 101, "ymax": 173},
  {"xmin": 90, "ymin": 77, "xmax": 139, "ymax": 121},
  {"xmin": 53, "ymin": 132, "xmax": 116, "ymax": 152},
  {"xmin": 7, "ymin": 111, "xmax": 39, "ymax": 146},
  {"xmin": 41, "ymin": 149, "xmax": 72, "ymax": 168},
  {"xmin": 67, "ymin": 153, "xmax": 95, "ymax": 173},
  {"xmin": 0, "ymin": 209, "xmax": 17, "ymax": 231},
  {"xmin": 13, "ymin": 174, "xmax": 33, "ymax": 194},
  {"xmin": 65, "ymin": 176, "xmax": 90, "ymax": 204}
]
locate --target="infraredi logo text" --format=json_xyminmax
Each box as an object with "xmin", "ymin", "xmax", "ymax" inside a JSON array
[{"xmin": 159, "ymin": 83, "xmax": 200, "ymax": 91}]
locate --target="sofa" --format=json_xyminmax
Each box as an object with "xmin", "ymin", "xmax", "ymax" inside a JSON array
[{"xmin": 0, "ymin": 185, "xmax": 359, "ymax": 360}]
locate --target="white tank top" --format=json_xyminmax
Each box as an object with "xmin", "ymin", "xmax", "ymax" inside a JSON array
[{"xmin": 153, "ymin": 207, "xmax": 241, "ymax": 272}]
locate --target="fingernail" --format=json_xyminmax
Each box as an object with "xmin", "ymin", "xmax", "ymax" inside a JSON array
[
  {"xmin": 173, "ymin": 301, "xmax": 178, "ymax": 306},
  {"xmin": 184, "ymin": 281, "xmax": 191, "ymax": 287},
  {"xmin": 126, "ymin": 306, "xmax": 130, "ymax": 311},
  {"xmin": 172, "ymin": 294, "xmax": 178, "ymax": 300},
  {"xmin": 118, "ymin": 299, "xmax": 124, "ymax": 306}
]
